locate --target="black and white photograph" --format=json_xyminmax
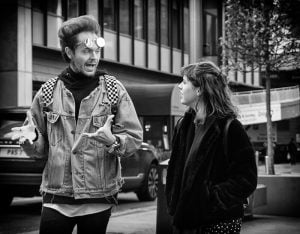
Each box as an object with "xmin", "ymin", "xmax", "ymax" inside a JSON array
[{"xmin": 0, "ymin": 0, "xmax": 300, "ymax": 233}]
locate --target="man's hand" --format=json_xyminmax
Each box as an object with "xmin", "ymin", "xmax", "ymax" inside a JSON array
[
  {"xmin": 83, "ymin": 115, "xmax": 116, "ymax": 146},
  {"xmin": 11, "ymin": 111, "xmax": 37, "ymax": 145}
]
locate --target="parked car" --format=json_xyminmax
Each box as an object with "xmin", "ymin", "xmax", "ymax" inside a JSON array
[{"xmin": 0, "ymin": 107, "xmax": 159, "ymax": 209}]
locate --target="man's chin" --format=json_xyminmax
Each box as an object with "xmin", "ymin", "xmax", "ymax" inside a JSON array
[{"xmin": 83, "ymin": 70, "xmax": 96, "ymax": 77}]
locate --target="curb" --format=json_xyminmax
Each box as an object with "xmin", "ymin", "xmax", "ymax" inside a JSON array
[{"xmin": 112, "ymin": 205, "xmax": 157, "ymax": 217}]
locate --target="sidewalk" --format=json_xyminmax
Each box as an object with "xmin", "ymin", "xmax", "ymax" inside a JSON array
[
  {"xmin": 21, "ymin": 164, "xmax": 300, "ymax": 234},
  {"xmin": 106, "ymin": 163, "xmax": 300, "ymax": 234},
  {"xmin": 107, "ymin": 206, "xmax": 157, "ymax": 234},
  {"xmin": 107, "ymin": 206, "xmax": 300, "ymax": 234}
]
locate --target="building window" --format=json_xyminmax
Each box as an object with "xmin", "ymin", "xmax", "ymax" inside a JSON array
[
  {"xmin": 183, "ymin": 0, "xmax": 189, "ymax": 53},
  {"xmin": 32, "ymin": 0, "xmax": 65, "ymax": 48},
  {"xmin": 134, "ymin": 0, "xmax": 144, "ymax": 39},
  {"xmin": 32, "ymin": 0, "xmax": 45, "ymax": 45},
  {"xmin": 148, "ymin": 0, "xmax": 157, "ymax": 43},
  {"xmin": 203, "ymin": 0, "xmax": 219, "ymax": 56},
  {"xmin": 120, "ymin": 0, "xmax": 130, "ymax": 35},
  {"xmin": 67, "ymin": 0, "xmax": 79, "ymax": 19},
  {"xmin": 103, "ymin": 0, "xmax": 115, "ymax": 30},
  {"xmin": 172, "ymin": 0, "xmax": 180, "ymax": 49},
  {"xmin": 203, "ymin": 12, "xmax": 217, "ymax": 56},
  {"xmin": 160, "ymin": 0, "xmax": 169, "ymax": 46},
  {"xmin": 48, "ymin": 0, "xmax": 64, "ymax": 48}
]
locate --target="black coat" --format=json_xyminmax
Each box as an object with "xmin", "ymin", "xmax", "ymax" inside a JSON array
[{"xmin": 165, "ymin": 110, "xmax": 257, "ymax": 229}]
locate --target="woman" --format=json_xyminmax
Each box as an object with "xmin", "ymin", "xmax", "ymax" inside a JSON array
[{"xmin": 165, "ymin": 61, "xmax": 257, "ymax": 234}]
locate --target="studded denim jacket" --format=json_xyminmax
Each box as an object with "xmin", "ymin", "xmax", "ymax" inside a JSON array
[{"xmin": 21, "ymin": 76, "xmax": 143, "ymax": 199}]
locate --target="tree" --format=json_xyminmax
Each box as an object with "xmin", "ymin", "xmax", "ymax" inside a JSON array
[{"xmin": 221, "ymin": 0, "xmax": 300, "ymax": 174}]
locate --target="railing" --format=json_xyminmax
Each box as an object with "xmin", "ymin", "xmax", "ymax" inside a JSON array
[{"xmin": 232, "ymin": 85, "xmax": 300, "ymax": 105}]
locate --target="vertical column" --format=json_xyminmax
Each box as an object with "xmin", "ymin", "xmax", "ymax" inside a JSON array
[
  {"xmin": 17, "ymin": 0, "xmax": 32, "ymax": 106},
  {"xmin": 189, "ymin": 0, "xmax": 203, "ymax": 63},
  {"xmin": 0, "ymin": 0, "xmax": 32, "ymax": 107}
]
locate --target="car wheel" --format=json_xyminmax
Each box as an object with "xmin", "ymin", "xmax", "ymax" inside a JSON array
[
  {"xmin": 0, "ymin": 194, "xmax": 13, "ymax": 210},
  {"xmin": 136, "ymin": 163, "xmax": 158, "ymax": 201}
]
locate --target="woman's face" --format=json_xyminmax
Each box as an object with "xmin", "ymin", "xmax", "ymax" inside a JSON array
[{"xmin": 178, "ymin": 75, "xmax": 199, "ymax": 108}]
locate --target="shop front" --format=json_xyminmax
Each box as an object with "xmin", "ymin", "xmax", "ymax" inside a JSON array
[{"xmin": 126, "ymin": 84, "xmax": 187, "ymax": 161}]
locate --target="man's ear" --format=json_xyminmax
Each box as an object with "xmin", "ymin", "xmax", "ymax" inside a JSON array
[{"xmin": 65, "ymin": 47, "xmax": 73, "ymax": 60}]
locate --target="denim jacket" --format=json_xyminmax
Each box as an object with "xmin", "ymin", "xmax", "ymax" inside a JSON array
[{"xmin": 22, "ymin": 76, "xmax": 143, "ymax": 199}]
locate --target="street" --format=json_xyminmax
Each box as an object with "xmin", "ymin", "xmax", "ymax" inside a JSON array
[{"xmin": 0, "ymin": 193, "xmax": 156, "ymax": 234}]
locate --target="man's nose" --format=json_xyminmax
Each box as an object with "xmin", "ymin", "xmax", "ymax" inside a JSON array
[{"xmin": 90, "ymin": 50, "xmax": 97, "ymax": 58}]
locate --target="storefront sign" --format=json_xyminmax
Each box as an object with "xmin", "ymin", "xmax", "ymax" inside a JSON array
[{"xmin": 237, "ymin": 103, "xmax": 281, "ymax": 125}]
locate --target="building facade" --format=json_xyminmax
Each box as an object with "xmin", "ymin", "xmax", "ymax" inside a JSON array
[{"xmin": 0, "ymin": 0, "xmax": 299, "ymax": 159}]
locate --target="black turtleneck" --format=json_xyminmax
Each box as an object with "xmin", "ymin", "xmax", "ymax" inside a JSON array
[{"xmin": 58, "ymin": 67, "xmax": 106, "ymax": 121}]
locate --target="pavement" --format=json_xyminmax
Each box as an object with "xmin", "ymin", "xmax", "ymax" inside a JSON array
[
  {"xmin": 106, "ymin": 163, "xmax": 300, "ymax": 234},
  {"xmin": 107, "ymin": 207, "xmax": 300, "ymax": 234},
  {"xmin": 21, "ymin": 163, "xmax": 300, "ymax": 234}
]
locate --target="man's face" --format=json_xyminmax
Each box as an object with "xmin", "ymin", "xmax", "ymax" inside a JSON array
[{"xmin": 68, "ymin": 31, "xmax": 101, "ymax": 77}]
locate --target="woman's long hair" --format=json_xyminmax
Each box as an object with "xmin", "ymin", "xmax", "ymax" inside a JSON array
[{"xmin": 181, "ymin": 61, "xmax": 238, "ymax": 119}]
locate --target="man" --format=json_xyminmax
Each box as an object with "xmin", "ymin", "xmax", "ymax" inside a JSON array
[{"xmin": 11, "ymin": 15, "xmax": 143, "ymax": 234}]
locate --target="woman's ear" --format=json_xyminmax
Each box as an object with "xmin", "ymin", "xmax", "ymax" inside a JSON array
[
  {"xmin": 65, "ymin": 47, "xmax": 73, "ymax": 60},
  {"xmin": 196, "ymin": 89, "xmax": 201, "ymax": 96}
]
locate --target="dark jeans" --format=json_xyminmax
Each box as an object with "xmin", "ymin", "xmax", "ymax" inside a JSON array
[{"xmin": 39, "ymin": 206, "xmax": 112, "ymax": 234}]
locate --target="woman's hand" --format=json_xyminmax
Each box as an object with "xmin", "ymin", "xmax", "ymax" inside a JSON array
[
  {"xmin": 11, "ymin": 111, "xmax": 37, "ymax": 144},
  {"xmin": 83, "ymin": 115, "xmax": 116, "ymax": 146}
]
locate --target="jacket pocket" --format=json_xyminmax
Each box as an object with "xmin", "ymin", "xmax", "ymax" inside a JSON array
[
  {"xmin": 89, "ymin": 115, "xmax": 107, "ymax": 147},
  {"xmin": 46, "ymin": 112, "xmax": 62, "ymax": 146},
  {"xmin": 92, "ymin": 115, "xmax": 107, "ymax": 128}
]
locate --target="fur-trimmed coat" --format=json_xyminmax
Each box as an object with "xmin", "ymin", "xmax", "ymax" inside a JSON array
[{"xmin": 165, "ymin": 110, "xmax": 257, "ymax": 229}]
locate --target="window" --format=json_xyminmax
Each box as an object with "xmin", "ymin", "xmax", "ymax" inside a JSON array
[
  {"xmin": 203, "ymin": 0, "xmax": 219, "ymax": 56},
  {"xmin": 160, "ymin": 0, "xmax": 169, "ymax": 46},
  {"xmin": 120, "ymin": 0, "xmax": 130, "ymax": 35},
  {"xmin": 103, "ymin": 0, "xmax": 115, "ymax": 30},
  {"xmin": 47, "ymin": 0, "xmax": 64, "ymax": 48},
  {"xmin": 32, "ymin": 0, "xmax": 45, "ymax": 45},
  {"xmin": 68, "ymin": 0, "xmax": 79, "ymax": 19},
  {"xmin": 32, "ymin": 0, "xmax": 65, "ymax": 48},
  {"xmin": 148, "ymin": 0, "xmax": 157, "ymax": 43},
  {"xmin": 143, "ymin": 117, "xmax": 169, "ymax": 151},
  {"xmin": 172, "ymin": 0, "xmax": 180, "ymax": 49},
  {"xmin": 183, "ymin": 0, "xmax": 189, "ymax": 53},
  {"xmin": 134, "ymin": 0, "xmax": 144, "ymax": 39},
  {"xmin": 203, "ymin": 12, "xmax": 217, "ymax": 56}
]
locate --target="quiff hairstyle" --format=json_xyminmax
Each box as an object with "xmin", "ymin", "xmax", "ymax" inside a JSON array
[{"xmin": 58, "ymin": 15, "xmax": 100, "ymax": 62}]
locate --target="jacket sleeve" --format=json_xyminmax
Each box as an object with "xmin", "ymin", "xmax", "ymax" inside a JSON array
[
  {"xmin": 211, "ymin": 119, "xmax": 257, "ymax": 211},
  {"xmin": 111, "ymin": 81, "xmax": 143, "ymax": 157},
  {"xmin": 20, "ymin": 89, "xmax": 48, "ymax": 159}
]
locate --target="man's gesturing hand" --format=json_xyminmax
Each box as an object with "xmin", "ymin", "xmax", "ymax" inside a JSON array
[
  {"xmin": 83, "ymin": 115, "xmax": 116, "ymax": 146},
  {"xmin": 11, "ymin": 111, "xmax": 37, "ymax": 144}
]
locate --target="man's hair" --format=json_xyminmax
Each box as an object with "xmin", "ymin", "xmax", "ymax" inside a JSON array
[
  {"xmin": 58, "ymin": 15, "xmax": 100, "ymax": 62},
  {"xmin": 181, "ymin": 61, "xmax": 238, "ymax": 119}
]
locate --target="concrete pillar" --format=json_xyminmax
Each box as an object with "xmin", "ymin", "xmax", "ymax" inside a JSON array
[
  {"xmin": 0, "ymin": 0, "xmax": 32, "ymax": 107},
  {"xmin": 189, "ymin": 0, "xmax": 203, "ymax": 63}
]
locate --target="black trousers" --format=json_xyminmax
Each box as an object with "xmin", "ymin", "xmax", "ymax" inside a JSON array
[{"xmin": 39, "ymin": 206, "xmax": 112, "ymax": 234}]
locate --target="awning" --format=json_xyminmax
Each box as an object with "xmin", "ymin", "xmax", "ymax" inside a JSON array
[{"xmin": 125, "ymin": 84, "xmax": 187, "ymax": 116}]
